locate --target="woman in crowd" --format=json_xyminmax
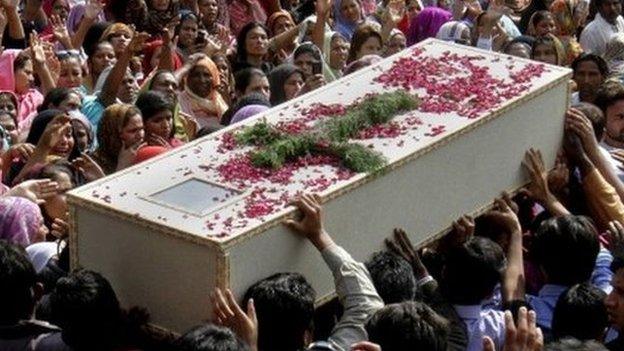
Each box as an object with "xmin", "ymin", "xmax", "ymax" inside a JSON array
[
  {"xmin": 234, "ymin": 67, "xmax": 271, "ymax": 102},
  {"xmin": 531, "ymin": 33, "xmax": 566, "ymax": 65},
  {"xmin": 269, "ymin": 64, "xmax": 305, "ymax": 106},
  {"xmin": 0, "ymin": 196, "xmax": 48, "ymax": 247},
  {"xmin": 177, "ymin": 56, "xmax": 228, "ymax": 128},
  {"xmin": 92, "ymin": 104, "xmax": 145, "ymax": 175},
  {"xmin": 347, "ymin": 25, "xmax": 383, "ymax": 64},
  {"xmin": 135, "ymin": 91, "xmax": 184, "ymax": 148},
  {"xmin": 332, "ymin": 0, "xmax": 365, "ymax": 40}
]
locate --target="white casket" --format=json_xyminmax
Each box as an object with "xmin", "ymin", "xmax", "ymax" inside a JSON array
[{"xmin": 68, "ymin": 39, "xmax": 571, "ymax": 333}]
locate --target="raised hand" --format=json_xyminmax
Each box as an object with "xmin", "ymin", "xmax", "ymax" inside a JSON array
[
  {"xmin": 7, "ymin": 142, "xmax": 35, "ymax": 161},
  {"xmin": 29, "ymin": 31, "xmax": 46, "ymax": 66},
  {"xmin": 521, "ymin": 148, "xmax": 553, "ymax": 205},
  {"xmin": 38, "ymin": 114, "xmax": 72, "ymax": 151},
  {"xmin": 385, "ymin": 227, "xmax": 429, "ymax": 279},
  {"xmin": 565, "ymin": 108, "xmax": 598, "ymax": 155},
  {"xmin": 285, "ymin": 193, "xmax": 334, "ymax": 250},
  {"xmin": 73, "ymin": 153, "xmax": 106, "ymax": 181},
  {"xmin": 547, "ymin": 153, "xmax": 569, "ymax": 195},
  {"xmin": 316, "ymin": 0, "xmax": 332, "ymax": 16},
  {"xmin": 606, "ymin": 220, "xmax": 624, "ymax": 253},
  {"xmin": 84, "ymin": 0, "xmax": 105, "ymax": 20},
  {"xmin": 0, "ymin": 0, "xmax": 19, "ymax": 9},
  {"xmin": 213, "ymin": 288, "xmax": 258, "ymax": 351},
  {"xmin": 50, "ymin": 14, "xmax": 70, "ymax": 44},
  {"xmin": 5, "ymin": 179, "xmax": 59, "ymax": 205},
  {"xmin": 483, "ymin": 308, "xmax": 543, "ymax": 351},
  {"xmin": 128, "ymin": 31, "xmax": 150, "ymax": 53},
  {"xmin": 488, "ymin": 193, "xmax": 521, "ymax": 235},
  {"xmin": 384, "ymin": 0, "xmax": 406, "ymax": 25},
  {"xmin": 51, "ymin": 218, "xmax": 70, "ymax": 239}
]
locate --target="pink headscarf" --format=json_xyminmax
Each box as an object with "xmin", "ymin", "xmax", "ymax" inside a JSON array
[
  {"xmin": 407, "ymin": 7, "xmax": 452, "ymax": 46},
  {"xmin": 0, "ymin": 197, "xmax": 44, "ymax": 247}
]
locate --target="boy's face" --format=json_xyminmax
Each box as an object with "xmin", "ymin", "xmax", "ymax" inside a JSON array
[{"xmin": 606, "ymin": 268, "xmax": 624, "ymax": 331}]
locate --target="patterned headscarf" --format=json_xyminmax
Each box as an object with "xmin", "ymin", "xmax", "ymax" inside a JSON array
[
  {"xmin": 332, "ymin": 0, "xmax": 364, "ymax": 40},
  {"xmin": 93, "ymin": 104, "xmax": 141, "ymax": 174},
  {"xmin": 0, "ymin": 196, "xmax": 44, "ymax": 247}
]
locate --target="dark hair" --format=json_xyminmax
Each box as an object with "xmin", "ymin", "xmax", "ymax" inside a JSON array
[
  {"xmin": 366, "ymin": 301, "xmax": 449, "ymax": 351},
  {"xmin": 268, "ymin": 64, "xmax": 303, "ymax": 106},
  {"xmin": 14, "ymin": 52, "xmax": 32, "ymax": 71},
  {"xmin": 243, "ymin": 272, "xmax": 315, "ymax": 351},
  {"xmin": 503, "ymin": 35, "xmax": 536, "ymax": 54},
  {"xmin": 175, "ymin": 324, "xmax": 250, "ymax": 351},
  {"xmin": 49, "ymin": 269, "xmax": 125, "ymax": 350},
  {"xmin": 221, "ymin": 92, "xmax": 271, "ymax": 126},
  {"xmin": 234, "ymin": 68, "xmax": 267, "ymax": 96},
  {"xmin": 26, "ymin": 109, "xmax": 81, "ymax": 160},
  {"xmin": 545, "ymin": 338, "xmax": 609, "ymax": 351},
  {"xmin": 84, "ymin": 22, "xmax": 113, "ymax": 57},
  {"xmin": 0, "ymin": 240, "xmax": 37, "ymax": 325},
  {"xmin": 572, "ymin": 53, "xmax": 609, "ymax": 78},
  {"xmin": 552, "ymin": 283, "xmax": 608, "ymax": 341},
  {"xmin": 365, "ymin": 251, "xmax": 416, "ymax": 304},
  {"xmin": 236, "ymin": 22, "xmax": 269, "ymax": 65},
  {"xmin": 177, "ymin": 10, "xmax": 199, "ymax": 35},
  {"xmin": 531, "ymin": 216, "xmax": 600, "ymax": 286},
  {"xmin": 531, "ymin": 10, "xmax": 554, "ymax": 27},
  {"xmin": 348, "ymin": 25, "xmax": 383, "ymax": 64},
  {"xmin": 594, "ymin": 80, "xmax": 624, "ymax": 114},
  {"xmin": 39, "ymin": 87, "xmax": 75, "ymax": 112},
  {"xmin": 440, "ymin": 236, "xmax": 505, "ymax": 304},
  {"xmin": 572, "ymin": 102, "xmax": 605, "ymax": 141},
  {"xmin": 135, "ymin": 90, "xmax": 174, "ymax": 122}
]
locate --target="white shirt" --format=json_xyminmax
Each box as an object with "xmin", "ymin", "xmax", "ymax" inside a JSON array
[{"xmin": 580, "ymin": 13, "xmax": 624, "ymax": 56}]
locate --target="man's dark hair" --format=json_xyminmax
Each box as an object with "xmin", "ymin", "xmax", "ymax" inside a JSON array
[
  {"xmin": 135, "ymin": 91, "xmax": 174, "ymax": 122},
  {"xmin": 552, "ymin": 283, "xmax": 608, "ymax": 341},
  {"xmin": 594, "ymin": 80, "xmax": 624, "ymax": 114},
  {"xmin": 366, "ymin": 301, "xmax": 449, "ymax": 351},
  {"xmin": 545, "ymin": 337, "xmax": 608, "ymax": 351},
  {"xmin": 572, "ymin": 103, "xmax": 605, "ymax": 141},
  {"xmin": 234, "ymin": 68, "xmax": 266, "ymax": 95},
  {"xmin": 440, "ymin": 237, "xmax": 505, "ymax": 305},
  {"xmin": 243, "ymin": 272, "xmax": 315, "ymax": 351},
  {"xmin": 365, "ymin": 251, "xmax": 416, "ymax": 304},
  {"xmin": 531, "ymin": 216, "xmax": 599, "ymax": 286},
  {"xmin": 49, "ymin": 269, "xmax": 125, "ymax": 351},
  {"xmin": 572, "ymin": 53, "xmax": 609, "ymax": 78},
  {"xmin": 175, "ymin": 324, "xmax": 250, "ymax": 351},
  {"xmin": 39, "ymin": 87, "xmax": 73, "ymax": 112},
  {"xmin": 0, "ymin": 240, "xmax": 37, "ymax": 325}
]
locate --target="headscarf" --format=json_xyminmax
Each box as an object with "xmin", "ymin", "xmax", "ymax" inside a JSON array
[
  {"xmin": 178, "ymin": 57, "xmax": 229, "ymax": 127},
  {"xmin": 66, "ymin": 4, "xmax": 106, "ymax": 36},
  {"xmin": 231, "ymin": 105, "xmax": 270, "ymax": 124},
  {"xmin": 605, "ymin": 33, "xmax": 624, "ymax": 79},
  {"xmin": 533, "ymin": 33, "xmax": 566, "ymax": 66},
  {"xmin": 322, "ymin": 31, "xmax": 346, "ymax": 80},
  {"xmin": 267, "ymin": 10, "xmax": 295, "ymax": 36},
  {"xmin": 332, "ymin": 0, "xmax": 364, "ymax": 40},
  {"xmin": 93, "ymin": 104, "xmax": 138, "ymax": 175},
  {"xmin": 269, "ymin": 64, "xmax": 302, "ymax": 106},
  {"xmin": 435, "ymin": 21, "xmax": 471, "ymax": 43},
  {"xmin": 292, "ymin": 42, "xmax": 336, "ymax": 82},
  {"xmin": 550, "ymin": 0, "xmax": 583, "ymax": 64},
  {"xmin": 100, "ymin": 23, "xmax": 133, "ymax": 42},
  {"xmin": 407, "ymin": 7, "xmax": 452, "ymax": 46},
  {"xmin": 0, "ymin": 196, "xmax": 44, "ymax": 247},
  {"xmin": 69, "ymin": 110, "xmax": 95, "ymax": 152},
  {"xmin": 145, "ymin": 0, "xmax": 180, "ymax": 34}
]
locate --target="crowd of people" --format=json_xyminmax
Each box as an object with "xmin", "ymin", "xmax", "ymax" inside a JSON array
[{"xmin": 3, "ymin": 0, "xmax": 624, "ymax": 349}]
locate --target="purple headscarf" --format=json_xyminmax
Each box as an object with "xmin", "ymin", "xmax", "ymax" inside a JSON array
[
  {"xmin": 66, "ymin": 4, "xmax": 106, "ymax": 36},
  {"xmin": 231, "ymin": 105, "xmax": 270, "ymax": 124},
  {"xmin": 407, "ymin": 7, "xmax": 452, "ymax": 46},
  {"xmin": 0, "ymin": 196, "xmax": 44, "ymax": 247}
]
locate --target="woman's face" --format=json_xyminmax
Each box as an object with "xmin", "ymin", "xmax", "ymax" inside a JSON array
[
  {"xmin": 330, "ymin": 37, "xmax": 349, "ymax": 70},
  {"xmin": 14, "ymin": 60, "xmax": 34, "ymax": 94},
  {"xmin": 151, "ymin": 72, "xmax": 178, "ymax": 104},
  {"xmin": 179, "ymin": 17, "xmax": 199, "ymax": 48},
  {"xmin": 341, "ymin": 0, "xmax": 361, "ymax": 23},
  {"xmin": 51, "ymin": 119, "xmax": 75, "ymax": 157},
  {"xmin": 58, "ymin": 92, "xmax": 82, "ymax": 112},
  {"xmin": 284, "ymin": 72, "xmax": 304, "ymax": 101},
  {"xmin": 0, "ymin": 94, "xmax": 17, "ymax": 119},
  {"xmin": 73, "ymin": 122, "xmax": 90, "ymax": 151},
  {"xmin": 90, "ymin": 43, "xmax": 116, "ymax": 76},
  {"xmin": 58, "ymin": 58, "xmax": 84, "ymax": 89},
  {"xmin": 109, "ymin": 31, "xmax": 132, "ymax": 57},
  {"xmin": 386, "ymin": 34, "xmax": 406, "ymax": 56},
  {"xmin": 245, "ymin": 26, "xmax": 269, "ymax": 57},
  {"xmin": 120, "ymin": 113, "xmax": 145, "ymax": 147},
  {"xmin": 150, "ymin": 0, "xmax": 170, "ymax": 11},
  {"xmin": 506, "ymin": 42, "xmax": 531, "ymax": 58},
  {"xmin": 533, "ymin": 43, "xmax": 558, "ymax": 65},
  {"xmin": 244, "ymin": 74, "xmax": 270, "ymax": 101},
  {"xmin": 52, "ymin": 0, "xmax": 69, "ymax": 21},
  {"xmin": 0, "ymin": 114, "xmax": 18, "ymax": 145},
  {"xmin": 273, "ymin": 16, "xmax": 295, "ymax": 36},
  {"xmin": 187, "ymin": 66, "xmax": 214, "ymax": 97},
  {"xmin": 43, "ymin": 172, "xmax": 72, "ymax": 222},
  {"xmin": 294, "ymin": 52, "xmax": 317, "ymax": 78},
  {"xmin": 199, "ymin": 0, "xmax": 219, "ymax": 24},
  {"xmin": 358, "ymin": 36, "xmax": 382, "ymax": 59},
  {"xmin": 145, "ymin": 110, "xmax": 173, "ymax": 139},
  {"xmin": 535, "ymin": 15, "xmax": 556, "ymax": 36}
]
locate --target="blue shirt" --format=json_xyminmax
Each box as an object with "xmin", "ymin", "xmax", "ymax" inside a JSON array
[{"xmin": 454, "ymin": 305, "xmax": 506, "ymax": 351}]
